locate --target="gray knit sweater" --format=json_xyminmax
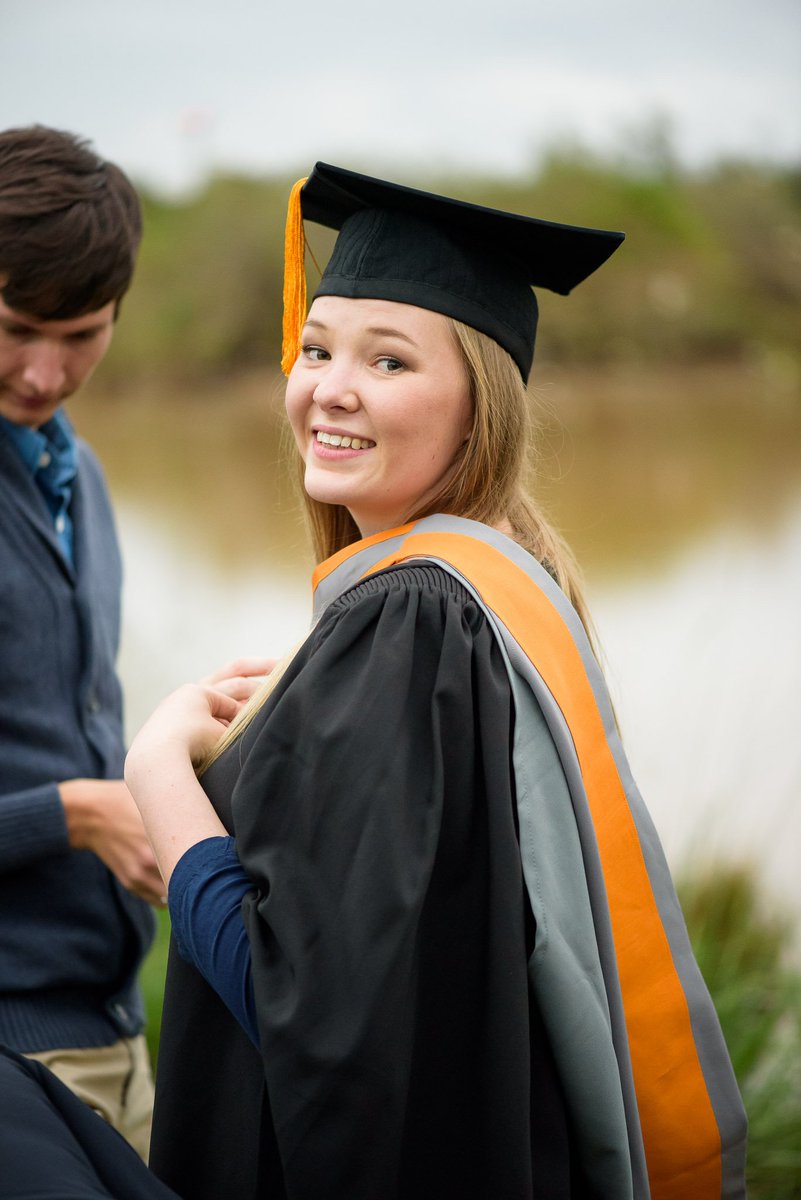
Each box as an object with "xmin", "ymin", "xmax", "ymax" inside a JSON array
[{"xmin": 0, "ymin": 424, "xmax": 155, "ymax": 1051}]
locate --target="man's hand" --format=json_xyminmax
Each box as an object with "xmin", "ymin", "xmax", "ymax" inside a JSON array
[{"xmin": 59, "ymin": 778, "xmax": 166, "ymax": 907}]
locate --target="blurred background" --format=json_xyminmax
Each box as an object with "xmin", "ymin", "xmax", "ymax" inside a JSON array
[{"xmin": 3, "ymin": 2, "xmax": 801, "ymax": 1191}]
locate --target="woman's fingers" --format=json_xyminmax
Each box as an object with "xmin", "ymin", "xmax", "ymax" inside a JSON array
[
  {"xmin": 201, "ymin": 657, "xmax": 275, "ymax": 686},
  {"xmin": 211, "ymin": 675, "xmax": 265, "ymax": 703},
  {"xmin": 204, "ymin": 686, "xmax": 242, "ymax": 722}
]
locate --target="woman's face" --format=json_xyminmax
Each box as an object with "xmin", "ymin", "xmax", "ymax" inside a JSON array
[{"xmin": 286, "ymin": 296, "xmax": 473, "ymax": 537}]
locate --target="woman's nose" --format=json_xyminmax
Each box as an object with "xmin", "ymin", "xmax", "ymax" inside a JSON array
[{"xmin": 312, "ymin": 364, "xmax": 360, "ymax": 411}]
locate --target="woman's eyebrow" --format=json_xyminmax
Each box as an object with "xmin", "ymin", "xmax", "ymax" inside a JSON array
[
  {"xmin": 364, "ymin": 326, "xmax": 418, "ymax": 347},
  {"xmin": 302, "ymin": 319, "xmax": 420, "ymax": 349}
]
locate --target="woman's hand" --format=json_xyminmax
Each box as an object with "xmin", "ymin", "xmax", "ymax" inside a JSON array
[
  {"xmin": 128, "ymin": 681, "xmax": 238, "ymax": 770},
  {"xmin": 201, "ymin": 655, "xmax": 277, "ymax": 694},
  {"xmin": 123, "ymin": 656, "xmax": 274, "ymax": 887},
  {"xmin": 128, "ymin": 656, "xmax": 274, "ymax": 773}
]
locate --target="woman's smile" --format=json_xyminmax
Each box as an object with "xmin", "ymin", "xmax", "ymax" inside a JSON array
[{"xmin": 313, "ymin": 426, "xmax": 377, "ymax": 454}]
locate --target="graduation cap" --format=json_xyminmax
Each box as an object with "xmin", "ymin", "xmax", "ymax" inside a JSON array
[{"xmin": 282, "ymin": 162, "xmax": 625, "ymax": 381}]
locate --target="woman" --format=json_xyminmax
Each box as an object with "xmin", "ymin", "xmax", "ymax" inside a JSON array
[{"xmin": 126, "ymin": 165, "xmax": 746, "ymax": 1199}]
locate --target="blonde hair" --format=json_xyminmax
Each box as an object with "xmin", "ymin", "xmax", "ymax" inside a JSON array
[{"xmin": 203, "ymin": 317, "xmax": 595, "ymax": 770}]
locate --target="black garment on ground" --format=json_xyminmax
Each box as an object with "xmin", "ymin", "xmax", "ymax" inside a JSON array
[
  {"xmin": 0, "ymin": 1045, "xmax": 179, "ymax": 1199},
  {"xmin": 150, "ymin": 566, "xmax": 582, "ymax": 1199}
]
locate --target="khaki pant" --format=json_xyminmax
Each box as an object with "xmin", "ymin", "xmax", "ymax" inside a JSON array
[{"xmin": 25, "ymin": 1035, "xmax": 155, "ymax": 1162}]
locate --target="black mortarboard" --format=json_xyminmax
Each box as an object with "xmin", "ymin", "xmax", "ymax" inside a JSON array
[{"xmin": 282, "ymin": 162, "xmax": 625, "ymax": 382}]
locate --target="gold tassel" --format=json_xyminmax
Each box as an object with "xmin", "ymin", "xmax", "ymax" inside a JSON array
[{"xmin": 281, "ymin": 177, "xmax": 308, "ymax": 376}]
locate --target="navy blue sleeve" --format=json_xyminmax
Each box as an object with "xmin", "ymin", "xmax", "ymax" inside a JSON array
[{"xmin": 168, "ymin": 836, "xmax": 258, "ymax": 1048}]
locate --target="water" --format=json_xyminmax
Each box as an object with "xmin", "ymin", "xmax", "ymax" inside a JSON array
[
  {"xmin": 72, "ymin": 369, "xmax": 801, "ymax": 935},
  {"xmin": 114, "ymin": 487, "xmax": 801, "ymax": 942},
  {"xmin": 591, "ymin": 496, "xmax": 801, "ymax": 925}
]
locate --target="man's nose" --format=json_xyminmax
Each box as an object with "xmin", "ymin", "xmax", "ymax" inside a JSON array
[{"xmin": 21, "ymin": 340, "xmax": 67, "ymax": 396}]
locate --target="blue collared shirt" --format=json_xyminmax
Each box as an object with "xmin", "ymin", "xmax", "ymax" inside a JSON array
[{"xmin": 0, "ymin": 409, "xmax": 78, "ymax": 565}]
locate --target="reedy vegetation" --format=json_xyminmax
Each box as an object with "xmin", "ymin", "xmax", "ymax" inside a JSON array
[{"xmin": 105, "ymin": 146, "xmax": 800, "ymax": 391}]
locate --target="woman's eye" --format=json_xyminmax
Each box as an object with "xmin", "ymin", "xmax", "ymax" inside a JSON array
[
  {"xmin": 375, "ymin": 356, "xmax": 404, "ymax": 374},
  {"xmin": 303, "ymin": 345, "xmax": 330, "ymax": 362}
]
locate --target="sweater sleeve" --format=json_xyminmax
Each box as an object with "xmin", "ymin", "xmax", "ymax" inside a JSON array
[
  {"xmin": 0, "ymin": 783, "xmax": 71, "ymax": 873},
  {"xmin": 168, "ymin": 836, "xmax": 258, "ymax": 1048}
]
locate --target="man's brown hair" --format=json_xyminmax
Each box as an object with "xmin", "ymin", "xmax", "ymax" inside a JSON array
[{"xmin": 0, "ymin": 125, "xmax": 142, "ymax": 319}]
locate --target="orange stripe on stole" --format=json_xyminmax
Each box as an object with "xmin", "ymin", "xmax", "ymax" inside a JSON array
[{"xmin": 365, "ymin": 531, "xmax": 722, "ymax": 1200}]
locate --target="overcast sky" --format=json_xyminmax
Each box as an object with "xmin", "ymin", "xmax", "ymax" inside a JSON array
[{"xmin": 2, "ymin": 0, "xmax": 799, "ymax": 195}]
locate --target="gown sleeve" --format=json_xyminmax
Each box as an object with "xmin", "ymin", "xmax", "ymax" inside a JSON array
[{"xmin": 229, "ymin": 564, "xmax": 554, "ymax": 1198}]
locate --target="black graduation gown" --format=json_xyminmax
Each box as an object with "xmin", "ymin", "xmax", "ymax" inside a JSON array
[{"xmin": 150, "ymin": 565, "xmax": 579, "ymax": 1200}]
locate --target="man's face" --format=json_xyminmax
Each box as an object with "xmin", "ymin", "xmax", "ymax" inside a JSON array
[{"xmin": 0, "ymin": 294, "xmax": 116, "ymax": 429}]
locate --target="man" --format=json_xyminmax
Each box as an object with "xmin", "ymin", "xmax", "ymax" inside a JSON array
[{"xmin": 0, "ymin": 125, "xmax": 164, "ymax": 1160}]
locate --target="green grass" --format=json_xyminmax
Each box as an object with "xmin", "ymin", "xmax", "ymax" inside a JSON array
[
  {"xmin": 678, "ymin": 867, "xmax": 801, "ymax": 1199},
  {"xmin": 139, "ymin": 907, "xmax": 171, "ymax": 1069}
]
